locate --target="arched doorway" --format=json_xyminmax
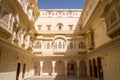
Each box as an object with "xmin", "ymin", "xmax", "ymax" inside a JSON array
[
  {"xmin": 92, "ymin": 59, "xmax": 97, "ymax": 78},
  {"xmin": 43, "ymin": 61, "xmax": 52, "ymax": 75},
  {"xmin": 16, "ymin": 63, "xmax": 21, "ymax": 80},
  {"xmin": 89, "ymin": 60, "xmax": 92, "ymax": 77},
  {"xmin": 55, "ymin": 60, "xmax": 65, "ymax": 75},
  {"xmin": 97, "ymin": 57, "xmax": 103, "ymax": 80},
  {"xmin": 79, "ymin": 60, "xmax": 87, "ymax": 76},
  {"xmin": 67, "ymin": 60, "xmax": 77, "ymax": 76},
  {"xmin": 22, "ymin": 63, "xmax": 26, "ymax": 79}
]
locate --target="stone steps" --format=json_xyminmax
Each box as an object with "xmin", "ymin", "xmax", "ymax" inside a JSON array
[{"xmin": 25, "ymin": 76, "xmax": 94, "ymax": 80}]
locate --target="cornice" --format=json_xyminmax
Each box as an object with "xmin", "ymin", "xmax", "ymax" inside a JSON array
[
  {"xmin": 0, "ymin": 37, "xmax": 35, "ymax": 57},
  {"xmin": 40, "ymin": 9, "xmax": 82, "ymax": 12},
  {"xmin": 86, "ymin": 36, "xmax": 120, "ymax": 57}
]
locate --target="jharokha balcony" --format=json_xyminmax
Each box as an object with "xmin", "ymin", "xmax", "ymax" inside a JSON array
[{"xmin": 107, "ymin": 18, "xmax": 120, "ymax": 38}]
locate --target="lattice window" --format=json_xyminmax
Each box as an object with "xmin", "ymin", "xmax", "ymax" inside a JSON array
[
  {"xmin": 47, "ymin": 42, "xmax": 50, "ymax": 49},
  {"xmin": 58, "ymin": 41, "xmax": 62, "ymax": 49},
  {"xmin": 35, "ymin": 41, "xmax": 41, "ymax": 49}
]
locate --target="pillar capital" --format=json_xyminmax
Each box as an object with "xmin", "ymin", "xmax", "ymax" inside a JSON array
[
  {"xmin": 40, "ymin": 61, "xmax": 44, "ymax": 76},
  {"xmin": 64, "ymin": 61, "xmax": 68, "ymax": 76},
  {"xmin": 52, "ymin": 61, "xmax": 56, "ymax": 67},
  {"xmin": 40, "ymin": 61, "xmax": 44, "ymax": 67},
  {"xmin": 52, "ymin": 61, "xmax": 56, "ymax": 76}
]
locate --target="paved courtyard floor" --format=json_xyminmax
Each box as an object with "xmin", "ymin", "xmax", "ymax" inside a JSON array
[{"xmin": 25, "ymin": 76, "xmax": 95, "ymax": 80}]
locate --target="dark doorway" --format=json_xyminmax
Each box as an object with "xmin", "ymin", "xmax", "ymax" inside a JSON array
[
  {"xmin": 93, "ymin": 59, "xmax": 97, "ymax": 78},
  {"xmin": 68, "ymin": 63, "xmax": 75, "ymax": 75},
  {"xmin": 16, "ymin": 63, "xmax": 21, "ymax": 80},
  {"xmin": 22, "ymin": 63, "xmax": 26, "ymax": 79},
  {"xmin": 97, "ymin": 57, "xmax": 104, "ymax": 80},
  {"xmin": 55, "ymin": 60, "xmax": 65, "ymax": 75},
  {"xmin": 89, "ymin": 60, "xmax": 92, "ymax": 77},
  {"xmin": 79, "ymin": 60, "xmax": 87, "ymax": 76}
]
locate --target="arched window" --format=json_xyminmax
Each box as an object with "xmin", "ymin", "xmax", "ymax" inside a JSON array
[
  {"xmin": 79, "ymin": 42, "xmax": 86, "ymax": 49},
  {"xmin": 34, "ymin": 41, "xmax": 41, "ymax": 49},
  {"xmin": 53, "ymin": 38, "xmax": 66, "ymax": 49},
  {"xmin": 66, "ymin": 13, "xmax": 68, "ymax": 15},
  {"xmin": 38, "ymin": 42, "xmax": 41, "ymax": 49},
  {"xmin": 63, "ymin": 42, "xmax": 65, "ymax": 49},
  {"xmin": 81, "ymin": 42, "xmax": 85, "ymax": 49},
  {"xmin": 58, "ymin": 41, "xmax": 62, "ymax": 49},
  {"xmin": 76, "ymin": 13, "xmax": 78, "ymax": 15},
  {"xmin": 47, "ymin": 42, "xmax": 50, "ymax": 49},
  {"xmin": 52, "ymin": 13, "xmax": 54, "ymax": 15},
  {"xmin": 42, "ymin": 12, "xmax": 44, "ymax": 15},
  {"xmin": 34, "ymin": 41, "xmax": 38, "ymax": 48},
  {"xmin": 55, "ymin": 42, "xmax": 57, "ymax": 49}
]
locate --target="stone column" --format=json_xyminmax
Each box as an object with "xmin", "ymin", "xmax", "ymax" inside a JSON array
[
  {"xmin": 77, "ymin": 61, "xmax": 80, "ymax": 77},
  {"xmin": 52, "ymin": 61, "xmax": 56, "ymax": 76},
  {"xmin": 40, "ymin": 61, "xmax": 44, "ymax": 76},
  {"xmin": 64, "ymin": 61, "xmax": 68, "ymax": 76}
]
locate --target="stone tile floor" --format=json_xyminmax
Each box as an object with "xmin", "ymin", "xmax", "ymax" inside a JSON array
[{"xmin": 25, "ymin": 76, "xmax": 95, "ymax": 80}]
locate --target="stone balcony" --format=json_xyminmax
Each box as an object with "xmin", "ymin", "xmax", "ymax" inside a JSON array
[
  {"xmin": 78, "ymin": 49, "xmax": 87, "ymax": 56},
  {"xmin": 107, "ymin": 18, "xmax": 120, "ymax": 38},
  {"xmin": 0, "ymin": 21, "xmax": 12, "ymax": 40},
  {"xmin": 37, "ymin": 30, "xmax": 81, "ymax": 34},
  {"xmin": 53, "ymin": 49, "xmax": 66, "ymax": 55}
]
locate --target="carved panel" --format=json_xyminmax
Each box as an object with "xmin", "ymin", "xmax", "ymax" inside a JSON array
[
  {"xmin": 87, "ymin": 29, "xmax": 95, "ymax": 50},
  {"xmin": 0, "ymin": 0, "xmax": 15, "ymax": 29},
  {"xmin": 2, "ymin": 10, "xmax": 9, "ymax": 25},
  {"xmin": 103, "ymin": 1, "xmax": 120, "ymax": 39}
]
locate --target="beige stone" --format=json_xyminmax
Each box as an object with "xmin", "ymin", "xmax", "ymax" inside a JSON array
[{"xmin": 0, "ymin": 0, "xmax": 120, "ymax": 80}]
